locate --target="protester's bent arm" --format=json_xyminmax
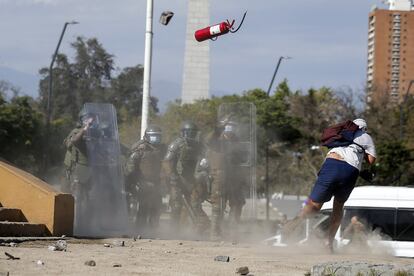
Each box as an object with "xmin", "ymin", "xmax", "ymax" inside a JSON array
[{"xmin": 365, "ymin": 153, "xmax": 376, "ymax": 165}]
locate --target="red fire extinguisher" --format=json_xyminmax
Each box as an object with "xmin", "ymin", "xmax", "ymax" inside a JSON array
[{"xmin": 194, "ymin": 11, "xmax": 247, "ymax": 42}]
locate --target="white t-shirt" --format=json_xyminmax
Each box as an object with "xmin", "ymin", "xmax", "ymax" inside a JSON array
[{"xmin": 327, "ymin": 129, "xmax": 376, "ymax": 171}]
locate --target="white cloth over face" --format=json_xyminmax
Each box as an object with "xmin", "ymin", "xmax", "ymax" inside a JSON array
[{"xmin": 328, "ymin": 129, "xmax": 376, "ymax": 171}]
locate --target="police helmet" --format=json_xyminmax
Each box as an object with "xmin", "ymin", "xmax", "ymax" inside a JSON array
[
  {"xmin": 180, "ymin": 121, "xmax": 198, "ymax": 139},
  {"xmin": 145, "ymin": 125, "xmax": 162, "ymax": 144}
]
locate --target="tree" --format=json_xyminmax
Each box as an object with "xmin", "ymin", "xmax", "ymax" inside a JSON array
[
  {"xmin": 0, "ymin": 92, "xmax": 43, "ymax": 173},
  {"xmin": 110, "ymin": 65, "xmax": 158, "ymax": 123},
  {"xmin": 38, "ymin": 37, "xmax": 116, "ymax": 122}
]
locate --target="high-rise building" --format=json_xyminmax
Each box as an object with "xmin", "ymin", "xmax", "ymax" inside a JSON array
[
  {"xmin": 181, "ymin": 0, "xmax": 210, "ymax": 104},
  {"xmin": 367, "ymin": 0, "xmax": 414, "ymax": 103}
]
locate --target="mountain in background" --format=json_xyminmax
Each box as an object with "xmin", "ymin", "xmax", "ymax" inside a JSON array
[{"xmin": 0, "ymin": 66, "xmax": 39, "ymax": 98}]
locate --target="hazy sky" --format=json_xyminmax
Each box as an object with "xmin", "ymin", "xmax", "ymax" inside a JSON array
[{"xmin": 0, "ymin": 0, "xmax": 387, "ymax": 99}]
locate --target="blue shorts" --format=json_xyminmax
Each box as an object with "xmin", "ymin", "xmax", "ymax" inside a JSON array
[{"xmin": 309, "ymin": 158, "xmax": 359, "ymax": 203}]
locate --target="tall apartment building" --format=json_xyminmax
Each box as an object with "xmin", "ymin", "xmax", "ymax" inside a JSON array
[{"xmin": 367, "ymin": 0, "xmax": 414, "ymax": 103}]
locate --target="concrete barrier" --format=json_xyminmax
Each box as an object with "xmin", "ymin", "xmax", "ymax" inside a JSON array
[{"xmin": 0, "ymin": 161, "xmax": 74, "ymax": 236}]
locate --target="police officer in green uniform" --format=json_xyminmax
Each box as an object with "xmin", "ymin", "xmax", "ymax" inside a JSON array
[
  {"xmin": 204, "ymin": 119, "xmax": 246, "ymax": 239},
  {"xmin": 164, "ymin": 121, "xmax": 209, "ymax": 234},
  {"xmin": 63, "ymin": 111, "xmax": 96, "ymax": 225},
  {"xmin": 125, "ymin": 125, "xmax": 165, "ymax": 231},
  {"xmin": 220, "ymin": 121, "xmax": 246, "ymax": 224}
]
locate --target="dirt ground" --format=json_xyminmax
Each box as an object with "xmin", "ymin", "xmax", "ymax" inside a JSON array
[{"xmin": 0, "ymin": 237, "xmax": 412, "ymax": 276}]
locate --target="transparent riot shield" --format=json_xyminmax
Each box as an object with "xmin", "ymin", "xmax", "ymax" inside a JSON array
[
  {"xmin": 217, "ymin": 102, "xmax": 257, "ymax": 220},
  {"xmin": 76, "ymin": 103, "xmax": 128, "ymax": 236}
]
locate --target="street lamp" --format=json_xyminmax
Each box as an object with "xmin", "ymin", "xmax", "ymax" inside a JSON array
[
  {"xmin": 42, "ymin": 21, "xmax": 78, "ymax": 176},
  {"xmin": 267, "ymin": 56, "xmax": 291, "ymax": 96},
  {"xmin": 140, "ymin": 0, "xmax": 154, "ymax": 138},
  {"xmin": 399, "ymin": 80, "xmax": 414, "ymax": 140},
  {"xmin": 265, "ymin": 55, "xmax": 291, "ymax": 221}
]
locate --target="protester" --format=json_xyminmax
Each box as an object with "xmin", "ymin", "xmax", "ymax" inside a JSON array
[{"xmin": 283, "ymin": 118, "xmax": 376, "ymax": 252}]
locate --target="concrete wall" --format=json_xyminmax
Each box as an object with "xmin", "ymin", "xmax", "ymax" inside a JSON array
[
  {"xmin": 0, "ymin": 161, "xmax": 74, "ymax": 236},
  {"xmin": 181, "ymin": 0, "xmax": 210, "ymax": 104}
]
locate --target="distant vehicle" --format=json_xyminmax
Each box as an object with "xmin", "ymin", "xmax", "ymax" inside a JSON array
[{"xmin": 321, "ymin": 186, "xmax": 414, "ymax": 257}]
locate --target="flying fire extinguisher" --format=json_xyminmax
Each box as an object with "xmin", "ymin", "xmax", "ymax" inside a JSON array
[{"xmin": 194, "ymin": 11, "xmax": 247, "ymax": 42}]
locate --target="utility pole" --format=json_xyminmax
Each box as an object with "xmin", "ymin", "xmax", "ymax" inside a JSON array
[
  {"xmin": 42, "ymin": 21, "xmax": 78, "ymax": 177},
  {"xmin": 265, "ymin": 56, "xmax": 291, "ymax": 221},
  {"xmin": 140, "ymin": 0, "xmax": 154, "ymax": 138}
]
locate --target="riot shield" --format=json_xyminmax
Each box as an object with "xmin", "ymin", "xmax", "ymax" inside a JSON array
[
  {"xmin": 217, "ymin": 102, "xmax": 257, "ymax": 220},
  {"xmin": 75, "ymin": 103, "xmax": 128, "ymax": 236}
]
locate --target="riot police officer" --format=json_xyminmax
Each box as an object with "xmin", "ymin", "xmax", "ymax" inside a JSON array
[
  {"xmin": 205, "ymin": 119, "xmax": 246, "ymax": 240},
  {"xmin": 164, "ymin": 121, "xmax": 209, "ymax": 234},
  {"xmin": 220, "ymin": 121, "xmax": 246, "ymax": 224},
  {"xmin": 125, "ymin": 125, "xmax": 165, "ymax": 231},
  {"xmin": 63, "ymin": 110, "xmax": 96, "ymax": 226}
]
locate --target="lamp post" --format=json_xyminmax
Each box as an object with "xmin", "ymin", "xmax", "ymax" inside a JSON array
[
  {"xmin": 42, "ymin": 21, "xmax": 78, "ymax": 176},
  {"xmin": 399, "ymin": 80, "xmax": 414, "ymax": 140},
  {"xmin": 267, "ymin": 56, "xmax": 291, "ymax": 96},
  {"xmin": 140, "ymin": 0, "xmax": 154, "ymax": 138},
  {"xmin": 265, "ymin": 56, "xmax": 291, "ymax": 221}
]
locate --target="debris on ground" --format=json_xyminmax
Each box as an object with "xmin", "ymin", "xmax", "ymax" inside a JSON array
[
  {"xmin": 113, "ymin": 263, "xmax": 122, "ymax": 267},
  {"xmin": 311, "ymin": 261, "xmax": 414, "ymax": 276},
  {"xmin": 84, "ymin": 260, "xmax": 96, "ymax": 267},
  {"xmin": 103, "ymin": 243, "xmax": 111, "ymax": 248},
  {"xmin": 4, "ymin": 252, "xmax": 19, "ymax": 260},
  {"xmin": 112, "ymin": 240, "xmax": 125, "ymax": 247},
  {"xmin": 36, "ymin": 260, "xmax": 44, "ymax": 266},
  {"xmin": 214, "ymin": 255, "xmax": 230, "ymax": 262},
  {"xmin": 48, "ymin": 240, "xmax": 67, "ymax": 251},
  {"xmin": 236, "ymin": 266, "xmax": 249, "ymax": 275},
  {"xmin": 0, "ymin": 243, "xmax": 17, "ymax": 247}
]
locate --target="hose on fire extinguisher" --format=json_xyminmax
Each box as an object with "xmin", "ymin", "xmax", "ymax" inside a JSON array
[{"xmin": 230, "ymin": 11, "xmax": 247, "ymax": 33}]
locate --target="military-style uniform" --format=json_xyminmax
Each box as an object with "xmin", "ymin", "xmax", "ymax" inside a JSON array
[
  {"xmin": 164, "ymin": 135, "xmax": 209, "ymax": 233},
  {"xmin": 204, "ymin": 130, "xmax": 226, "ymax": 240},
  {"xmin": 205, "ymin": 126, "xmax": 246, "ymax": 239},
  {"xmin": 125, "ymin": 139, "xmax": 165, "ymax": 229},
  {"xmin": 63, "ymin": 126, "xmax": 93, "ymax": 202},
  {"xmin": 221, "ymin": 134, "xmax": 246, "ymax": 224}
]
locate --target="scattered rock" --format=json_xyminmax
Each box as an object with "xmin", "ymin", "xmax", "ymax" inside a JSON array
[
  {"xmin": 112, "ymin": 240, "xmax": 125, "ymax": 247},
  {"xmin": 4, "ymin": 252, "xmax": 19, "ymax": 260},
  {"xmin": 148, "ymin": 240, "xmax": 152, "ymax": 242},
  {"xmin": 214, "ymin": 255, "xmax": 230, "ymax": 262},
  {"xmin": 36, "ymin": 260, "xmax": 44, "ymax": 266},
  {"xmin": 133, "ymin": 235, "xmax": 141, "ymax": 241},
  {"xmin": 56, "ymin": 240, "xmax": 67, "ymax": 251},
  {"xmin": 48, "ymin": 240, "xmax": 67, "ymax": 251},
  {"xmin": 236, "ymin": 266, "xmax": 249, "ymax": 275},
  {"xmin": 9, "ymin": 243, "xmax": 17, "ymax": 247},
  {"xmin": 164, "ymin": 250, "xmax": 171, "ymax": 254},
  {"xmin": 113, "ymin": 263, "xmax": 122, "ymax": 267},
  {"xmin": 178, "ymin": 242, "xmax": 183, "ymax": 245},
  {"xmin": 84, "ymin": 260, "xmax": 96, "ymax": 267},
  {"xmin": 103, "ymin": 243, "xmax": 111, "ymax": 248},
  {"xmin": 311, "ymin": 261, "xmax": 413, "ymax": 276}
]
